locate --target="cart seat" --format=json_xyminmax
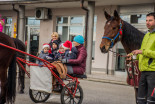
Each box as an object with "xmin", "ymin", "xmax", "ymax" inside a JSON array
[{"xmin": 71, "ymin": 74, "xmax": 87, "ymax": 79}]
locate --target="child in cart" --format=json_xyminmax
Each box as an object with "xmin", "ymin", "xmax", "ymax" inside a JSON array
[
  {"xmin": 55, "ymin": 40, "xmax": 78, "ymax": 61},
  {"xmin": 52, "ymin": 40, "xmax": 78, "ymax": 92},
  {"xmin": 48, "ymin": 40, "xmax": 59, "ymax": 60},
  {"xmin": 37, "ymin": 43, "xmax": 53, "ymax": 66}
]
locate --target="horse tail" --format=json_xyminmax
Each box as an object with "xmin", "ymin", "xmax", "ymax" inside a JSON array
[
  {"xmin": 6, "ymin": 54, "xmax": 17, "ymax": 103},
  {"xmin": 13, "ymin": 38, "xmax": 26, "ymax": 93}
]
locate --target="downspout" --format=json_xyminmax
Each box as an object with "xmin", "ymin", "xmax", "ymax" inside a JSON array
[
  {"xmin": 106, "ymin": 52, "xmax": 109, "ymax": 74},
  {"xmin": 80, "ymin": 0, "xmax": 89, "ymax": 48},
  {"xmin": 12, "ymin": 4, "xmax": 19, "ymax": 38},
  {"xmin": 18, "ymin": 5, "xmax": 25, "ymax": 42}
]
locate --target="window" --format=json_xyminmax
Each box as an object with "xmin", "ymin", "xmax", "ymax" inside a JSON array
[
  {"xmin": 115, "ymin": 49, "xmax": 126, "ymax": 72},
  {"xmin": 27, "ymin": 17, "xmax": 40, "ymax": 25},
  {"xmin": 57, "ymin": 17, "xmax": 68, "ymax": 24},
  {"xmin": 120, "ymin": 14, "xmax": 147, "ymax": 33},
  {"xmin": 121, "ymin": 14, "xmax": 146, "ymax": 24},
  {"xmin": 56, "ymin": 16, "xmax": 84, "ymax": 42},
  {"xmin": 4, "ymin": 17, "xmax": 12, "ymax": 36},
  {"xmin": 56, "ymin": 16, "xmax": 97, "ymax": 59}
]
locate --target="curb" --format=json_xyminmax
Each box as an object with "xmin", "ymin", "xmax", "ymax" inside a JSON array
[{"xmin": 85, "ymin": 77, "xmax": 128, "ymax": 86}]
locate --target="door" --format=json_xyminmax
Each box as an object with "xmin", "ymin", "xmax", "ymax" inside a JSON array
[{"xmin": 27, "ymin": 26, "xmax": 40, "ymax": 62}]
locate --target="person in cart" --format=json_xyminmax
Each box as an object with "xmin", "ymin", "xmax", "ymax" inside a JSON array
[
  {"xmin": 61, "ymin": 35, "xmax": 87, "ymax": 75},
  {"xmin": 37, "ymin": 43, "xmax": 53, "ymax": 65},
  {"xmin": 55, "ymin": 40, "xmax": 78, "ymax": 61}
]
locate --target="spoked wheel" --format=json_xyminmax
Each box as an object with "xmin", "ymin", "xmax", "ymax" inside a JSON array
[
  {"xmin": 29, "ymin": 89, "xmax": 50, "ymax": 103},
  {"xmin": 61, "ymin": 82, "xmax": 83, "ymax": 104}
]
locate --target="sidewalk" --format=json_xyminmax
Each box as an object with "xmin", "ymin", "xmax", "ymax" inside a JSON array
[{"xmin": 86, "ymin": 71, "xmax": 128, "ymax": 85}]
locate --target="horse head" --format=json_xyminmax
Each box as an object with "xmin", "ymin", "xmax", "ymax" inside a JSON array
[{"xmin": 100, "ymin": 10, "xmax": 123, "ymax": 53}]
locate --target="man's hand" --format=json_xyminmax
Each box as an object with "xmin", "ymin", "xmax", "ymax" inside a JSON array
[
  {"xmin": 126, "ymin": 54, "xmax": 132, "ymax": 61},
  {"xmin": 132, "ymin": 50, "xmax": 142, "ymax": 55},
  {"xmin": 126, "ymin": 50, "xmax": 142, "ymax": 61}
]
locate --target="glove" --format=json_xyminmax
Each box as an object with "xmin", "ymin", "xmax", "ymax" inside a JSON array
[
  {"xmin": 38, "ymin": 63, "xmax": 43, "ymax": 67},
  {"xmin": 46, "ymin": 56, "xmax": 53, "ymax": 60},
  {"xmin": 61, "ymin": 59, "xmax": 68, "ymax": 64},
  {"xmin": 58, "ymin": 57, "xmax": 62, "ymax": 61}
]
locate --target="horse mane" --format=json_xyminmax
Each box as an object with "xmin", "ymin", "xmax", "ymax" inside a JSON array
[{"xmin": 121, "ymin": 21, "xmax": 145, "ymax": 53}]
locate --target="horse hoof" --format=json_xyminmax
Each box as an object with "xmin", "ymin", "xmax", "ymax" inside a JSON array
[{"xmin": 19, "ymin": 90, "xmax": 24, "ymax": 94}]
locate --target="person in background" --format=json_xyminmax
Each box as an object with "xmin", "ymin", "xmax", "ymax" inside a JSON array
[
  {"xmin": 61, "ymin": 35, "xmax": 87, "ymax": 75},
  {"xmin": 37, "ymin": 43, "xmax": 52, "ymax": 65}
]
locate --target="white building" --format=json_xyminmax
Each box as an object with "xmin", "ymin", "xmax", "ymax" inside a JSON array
[{"xmin": 0, "ymin": 0, "xmax": 154, "ymax": 77}]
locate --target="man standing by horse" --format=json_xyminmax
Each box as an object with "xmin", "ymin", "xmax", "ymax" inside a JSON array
[{"xmin": 127, "ymin": 12, "xmax": 155, "ymax": 104}]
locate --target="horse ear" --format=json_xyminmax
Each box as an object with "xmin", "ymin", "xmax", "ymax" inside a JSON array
[
  {"xmin": 104, "ymin": 11, "xmax": 111, "ymax": 20},
  {"xmin": 114, "ymin": 10, "xmax": 120, "ymax": 20}
]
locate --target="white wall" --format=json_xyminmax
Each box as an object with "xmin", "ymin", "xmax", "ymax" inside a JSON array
[{"xmin": 92, "ymin": 6, "xmax": 117, "ymax": 71}]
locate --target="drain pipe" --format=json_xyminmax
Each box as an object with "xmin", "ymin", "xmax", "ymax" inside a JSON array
[
  {"xmin": 80, "ymin": 0, "xmax": 89, "ymax": 48},
  {"xmin": 12, "ymin": 4, "xmax": 19, "ymax": 38},
  {"xmin": 18, "ymin": 5, "xmax": 25, "ymax": 42},
  {"xmin": 81, "ymin": 0, "xmax": 95, "ymax": 74}
]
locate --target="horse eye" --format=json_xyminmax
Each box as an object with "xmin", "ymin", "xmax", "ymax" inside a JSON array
[{"xmin": 113, "ymin": 27, "xmax": 116, "ymax": 30}]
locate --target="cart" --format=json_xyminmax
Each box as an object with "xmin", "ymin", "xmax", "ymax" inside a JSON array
[{"xmin": 0, "ymin": 42, "xmax": 87, "ymax": 104}]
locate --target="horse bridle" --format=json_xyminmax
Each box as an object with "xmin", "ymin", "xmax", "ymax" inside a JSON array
[{"xmin": 102, "ymin": 21, "xmax": 123, "ymax": 48}]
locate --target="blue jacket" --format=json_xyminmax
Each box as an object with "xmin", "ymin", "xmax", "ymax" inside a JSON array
[
  {"xmin": 55, "ymin": 47, "xmax": 78, "ymax": 61},
  {"xmin": 37, "ymin": 51, "xmax": 53, "ymax": 65}
]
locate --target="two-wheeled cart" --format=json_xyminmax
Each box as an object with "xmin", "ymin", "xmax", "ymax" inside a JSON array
[{"xmin": 0, "ymin": 42, "xmax": 86, "ymax": 104}]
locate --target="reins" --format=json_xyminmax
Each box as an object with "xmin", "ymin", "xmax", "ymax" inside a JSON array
[{"xmin": 109, "ymin": 49, "xmax": 127, "ymax": 57}]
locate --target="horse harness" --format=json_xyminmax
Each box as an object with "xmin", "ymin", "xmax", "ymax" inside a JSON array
[{"xmin": 102, "ymin": 20, "xmax": 123, "ymax": 48}]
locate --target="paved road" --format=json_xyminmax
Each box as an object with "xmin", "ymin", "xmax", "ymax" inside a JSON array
[{"xmin": 15, "ymin": 78, "xmax": 136, "ymax": 104}]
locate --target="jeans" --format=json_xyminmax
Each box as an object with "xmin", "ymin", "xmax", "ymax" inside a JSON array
[
  {"xmin": 137, "ymin": 71, "xmax": 155, "ymax": 104},
  {"xmin": 66, "ymin": 65, "xmax": 73, "ymax": 74}
]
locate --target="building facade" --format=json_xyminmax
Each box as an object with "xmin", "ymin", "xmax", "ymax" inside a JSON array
[{"xmin": 0, "ymin": 0, "xmax": 154, "ymax": 77}]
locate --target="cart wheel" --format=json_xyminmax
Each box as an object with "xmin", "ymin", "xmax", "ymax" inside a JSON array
[
  {"xmin": 61, "ymin": 82, "xmax": 83, "ymax": 104},
  {"xmin": 29, "ymin": 89, "xmax": 50, "ymax": 103}
]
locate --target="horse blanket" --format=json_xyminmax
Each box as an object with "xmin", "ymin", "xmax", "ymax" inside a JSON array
[{"xmin": 126, "ymin": 60, "xmax": 141, "ymax": 87}]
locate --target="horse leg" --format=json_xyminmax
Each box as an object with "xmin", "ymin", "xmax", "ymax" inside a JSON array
[
  {"xmin": 18, "ymin": 66, "xmax": 25, "ymax": 94},
  {"xmin": 0, "ymin": 68, "xmax": 7, "ymax": 104}
]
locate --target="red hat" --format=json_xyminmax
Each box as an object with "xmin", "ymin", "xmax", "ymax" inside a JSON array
[
  {"xmin": 43, "ymin": 43, "xmax": 50, "ymax": 49},
  {"xmin": 62, "ymin": 40, "xmax": 72, "ymax": 53}
]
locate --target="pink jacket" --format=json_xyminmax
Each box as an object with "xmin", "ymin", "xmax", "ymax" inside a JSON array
[{"xmin": 68, "ymin": 45, "xmax": 87, "ymax": 75}]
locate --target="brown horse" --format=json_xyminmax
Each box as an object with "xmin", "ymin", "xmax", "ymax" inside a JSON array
[
  {"xmin": 100, "ymin": 10, "xmax": 145, "ymax": 103},
  {"xmin": 0, "ymin": 32, "xmax": 17, "ymax": 104},
  {"xmin": 100, "ymin": 10, "xmax": 145, "ymax": 54}
]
